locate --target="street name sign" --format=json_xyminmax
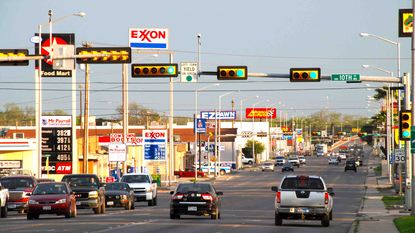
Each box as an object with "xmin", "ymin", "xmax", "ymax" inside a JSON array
[{"xmin": 331, "ymin": 74, "xmax": 360, "ymax": 81}]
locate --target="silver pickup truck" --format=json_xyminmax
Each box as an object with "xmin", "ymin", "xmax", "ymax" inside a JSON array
[
  {"xmin": 271, "ymin": 175, "xmax": 334, "ymax": 227},
  {"xmin": 0, "ymin": 181, "xmax": 9, "ymax": 218}
]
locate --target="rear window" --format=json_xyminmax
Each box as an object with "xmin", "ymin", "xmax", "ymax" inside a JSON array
[
  {"xmin": 0, "ymin": 177, "xmax": 34, "ymax": 190},
  {"xmin": 281, "ymin": 177, "xmax": 324, "ymax": 190},
  {"xmin": 33, "ymin": 183, "xmax": 68, "ymax": 195},
  {"xmin": 121, "ymin": 175, "xmax": 150, "ymax": 184},
  {"xmin": 62, "ymin": 175, "xmax": 99, "ymax": 188},
  {"xmin": 105, "ymin": 182, "xmax": 129, "ymax": 191},
  {"xmin": 176, "ymin": 183, "xmax": 213, "ymax": 193}
]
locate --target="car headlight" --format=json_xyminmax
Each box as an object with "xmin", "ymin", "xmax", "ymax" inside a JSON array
[
  {"xmin": 146, "ymin": 187, "xmax": 153, "ymax": 192},
  {"xmin": 88, "ymin": 191, "xmax": 98, "ymax": 198},
  {"xmin": 28, "ymin": 200, "xmax": 39, "ymax": 204},
  {"xmin": 55, "ymin": 199, "xmax": 67, "ymax": 204},
  {"xmin": 121, "ymin": 195, "xmax": 128, "ymax": 199}
]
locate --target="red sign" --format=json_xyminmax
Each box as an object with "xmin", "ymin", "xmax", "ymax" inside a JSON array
[
  {"xmin": 246, "ymin": 108, "xmax": 277, "ymax": 119},
  {"xmin": 106, "ymin": 176, "xmax": 115, "ymax": 183},
  {"xmin": 56, "ymin": 162, "xmax": 72, "ymax": 174}
]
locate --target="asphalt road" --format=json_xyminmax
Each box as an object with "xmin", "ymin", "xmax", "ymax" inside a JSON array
[{"xmin": 0, "ymin": 148, "xmax": 369, "ymax": 233}]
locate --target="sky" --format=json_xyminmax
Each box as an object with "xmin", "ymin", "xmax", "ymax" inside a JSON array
[{"xmin": 0, "ymin": 0, "xmax": 411, "ymax": 121}]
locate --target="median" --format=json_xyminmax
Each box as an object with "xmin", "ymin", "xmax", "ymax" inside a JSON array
[{"xmin": 394, "ymin": 216, "xmax": 415, "ymax": 233}]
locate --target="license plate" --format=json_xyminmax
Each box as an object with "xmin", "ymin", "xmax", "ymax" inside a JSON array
[
  {"xmin": 42, "ymin": 206, "xmax": 51, "ymax": 210},
  {"xmin": 76, "ymin": 201, "xmax": 81, "ymax": 206},
  {"xmin": 289, "ymin": 208, "xmax": 295, "ymax": 213},
  {"xmin": 298, "ymin": 208, "xmax": 309, "ymax": 213},
  {"xmin": 107, "ymin": 201, "xmax": 114, "ymax": 206},
  {"xmin": 8, "ymin": 204, "xmax": 16, "ymax": 209},
  {"xmin": 188, "ymin": 206, "xmax": 197, "ymax": 211}
]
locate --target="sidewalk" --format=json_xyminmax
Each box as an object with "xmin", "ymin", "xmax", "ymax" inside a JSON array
[{"xmin": 351, "ymin": 154, "xmax": 407, "ymax": 233}]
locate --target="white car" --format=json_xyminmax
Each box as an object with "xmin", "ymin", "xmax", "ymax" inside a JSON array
[
  {"xmin": 261, "ymin": 162, "xmax": 275, "ymax": 172},
  {"xmin": 298, "ymin": 156, "xmax": 306, "ymax": 164},
  {"xmin": 328, "ymin": 157, "xmax": 339, "ymax": 165},
  {"xmin": 242, "ymin": 156, "xmax": 254, "ymax": 165},
  {"xmin": 275, "ymin": 156, "xmax": 286, "ymax": 166},
  {"xmin": 121, "ymin": 173, "xmax": 158, "ymax": 206},
  {"xmin": 288, "ymin": 156, "xmax": 300, "ymax": 168}
]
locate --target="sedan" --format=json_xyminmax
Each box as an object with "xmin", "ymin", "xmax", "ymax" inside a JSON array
[
  {"xmin": 27, "ymin": 182, "xmax": 76, "ymax": 220},
  {"xmin": 328, "ymin": 157, "xmax": 339, "ymax": 165},
  {"xmin": 170, "ymin": 182, "xmax": 223, "ymax": 220},
  {"xmin": 281, "ymin": 162, "xmax": 294, "ymax": 172},
  {"xmin": 104, "ymin": 182, "xmax": 135, "ymax": 210},
  {"xmin": 261, "ymin": 162, "xmax": 275, "ymax": 172}
]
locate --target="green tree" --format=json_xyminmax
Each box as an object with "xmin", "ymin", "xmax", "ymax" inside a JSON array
[
  {"xmin": 43, "ymin": 109, "xmax": 68, "ymax": 116},
  {"xmin": 244, "ymin": 139, "xmax": 265, "ymax": 164},
  {"xmin": 116, "ymin": 102, "xmax": 160, "ymax": 126}
]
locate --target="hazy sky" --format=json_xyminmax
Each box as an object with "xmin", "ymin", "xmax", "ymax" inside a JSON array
[{"xmin": 0, "ymin": 0, "xmax": 411, "ymax": 120}]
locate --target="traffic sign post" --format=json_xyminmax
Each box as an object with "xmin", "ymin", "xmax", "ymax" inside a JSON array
[
  {"xmin": 395, "ymin": 148, "xmax": 405, "ymax": 164},
  {"xmin": 180, "ymin": 62, "xmax": 198, "ymax": 82},
  {"xmin": 331, "ymin": 74, "xmax": 360, "ymax": 81}
]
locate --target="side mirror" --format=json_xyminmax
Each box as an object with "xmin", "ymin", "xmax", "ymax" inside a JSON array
[
  {"xmin": 271, "ymin": 186, "xmax": 278, "ymax": 192},
  {"xmin": 216, "ymin": 192, "xmax": 223, "ymax": 196},
  {"xmin": 327, "ymin": 187, "xmax": 335, "ymax": 196},
  {"xmin": 170, "ymin": 191, "xmax": 174, "ymax": 195}
]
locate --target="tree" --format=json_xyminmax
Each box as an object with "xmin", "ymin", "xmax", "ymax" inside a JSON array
[
  {"xmin": 244, "ymin": 139, "xmax": 265, "ymax": 164},
  {"xmin": 43, "ymin": 109, "xmax": 68, "ymax": 116},
  {"xmin": 116, "ymin": 102, "xmax": 160, "ymax": 126},
  {"xmin": 0, "ymin": 103, "xmax": 34, "ymax": 126}
]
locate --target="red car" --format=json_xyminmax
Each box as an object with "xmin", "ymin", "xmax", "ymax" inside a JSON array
[
  {"xmin": 27, "ymin": 182, "xmax": 76, "ymax": 220},
  {"xmin": 174, "ymin": 170, "xmax": 206, "ymax": 178}
]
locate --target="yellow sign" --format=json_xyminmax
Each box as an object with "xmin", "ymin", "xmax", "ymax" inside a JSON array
[
  {"xmin": 399, "ymin": 9, "xmax": 413, "ymax": 37},
  {"xmin": 352, "ymin": 128, "xmax": 360, "ymax": 133}
]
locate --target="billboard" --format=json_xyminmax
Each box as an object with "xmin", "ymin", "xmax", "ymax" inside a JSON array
[
  {"xmin": 399, "ymin": 9, "xmax": 413, "ymax": 37},
  {"xmin": 129, "ymin": 28, "xmax": 169, "ymax": 49},
  {"xmin": 200, "ymin": 111, "xmax": 237, "ymax": 120},
  {"xmin": 245, "ymin": 108, "xmax": 276, "ymax": 119}
]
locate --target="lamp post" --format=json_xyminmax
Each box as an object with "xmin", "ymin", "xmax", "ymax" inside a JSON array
[
  {"xmin": 194, "ymin": 83, "xmax": 219, "ymax": 180},
  {"xmin": 217, "ymin": 91, "xmax": 235, "ymax": 177},
  {"xmin": 36, "ymin": 11, "xmax": 85, "ymax": 178},
  {"xmin": 252, "ymin": 99, "xmax": 269, "ymax": 164}
]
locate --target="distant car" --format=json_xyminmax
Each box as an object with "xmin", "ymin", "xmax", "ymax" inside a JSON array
[
  {"xmin": 104, "ymin": 182, "xmax": 135, "ymax": 210},
  {"xmin": 261, "ymin": 162, "xmax": 275, "ymax": 172},
  {"xmin": 298, "ymin": 156, "xmax": 306, "ymax": 164},
  {"xmin": 174, "ymin": 170, "xmax": 206, "ymax": 178},
  {"xmin": 170, "ymin": 182, "xmax": 223, "ymax": 219},
  {"xmin": 121, "ymin": 173, "xmax": 158, "ymax": 206},
  {"xmin": 281, "ymin": 162, "xmax": 294, "ymax": 172},
  {"xmin": 242, "ymin": 156, "xmax": 254, "ymax": 165},
  {"xmin": 27, "ymin": 182, "xmax": 76, "ymax": 220},
  {"xmin": 288, "ymin": 156, "xmax": 300, "ymax": 168},
  {"xmin": 275, "ymin": 156, "xmax": 286, "ymax": 166},
  {"xmin": 328, "ymin": 157, "xmax": 339, "ymax": 165},
  {"xmin": 345, "ymin": 160, "xmax": 357, "ymax": 172}
]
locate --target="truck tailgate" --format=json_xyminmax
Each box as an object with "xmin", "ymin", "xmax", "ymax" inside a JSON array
[{"xmin": 280, "ymin": 190, "xmax": 326, "ymax": 207}]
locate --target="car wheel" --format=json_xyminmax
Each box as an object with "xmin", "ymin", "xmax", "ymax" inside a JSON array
[
  {"xmin": 274, "ymin": 213, "xmax": 283, "ymax": 226},
  {"xmin": 170, "ymin": 212, "xmax": 176, "ymax": 219},
  {"xmin": 65, "ymin": 207, "xmax": 71, "ymax": 218},
  {"xmin": 354, "ymin": 169, "xmax": 357, "ymax": 173},
  {"xmin": 321, "ymin": 214, "xmax": 330, "ymax": 227},
  {"xmin": 153, "ymin": 196, "xmax": 158, "ymax": 206},
  {"xmin": 220, "ymin": 170, "xmax": 226, "ymax": 176},
  {"xmin": 33, "ymin": 214, "xmax": 40, "ymax": 220},
  {"xmin": 248, "ymin": 161, "xmax": 253, "ymax": 165},
  {"xmin": 125, "ymin": 201, "xmax": 131, "ymax": 210},
  {"xmin": 329, "ymin": 210, "xmax": 333, "ymax": 220},
  {"xmin": 100, "ymin": 200, "xmax": 106, "ymax": 214},
  {"xmin": 71, "ymin": 205, "xmax": 77, "ymax": 218},
  {"xmin": 27, "ymin": 213, "xmax": 34, "ymax": 220},
  {"xmin": 0, "ymin": 201, "xmax": 7, "ymax": 218},
  {"xmin": 93, "ymin": 204, "xmax": 101, "ymax": 214},
  {"xmin": 131, "ymin": 200, "xmax": 135, "ymax": 210},
  {"xmin": 148, "ymin": 199, "xmax": 154, "ymax": 206},
  {"xmin": 211, "ymin": 208, "xmax": 219, "ymax": 220},
  {"xmin": 197, "ymin": 174, "xmax": 203, "ymax": 178}
]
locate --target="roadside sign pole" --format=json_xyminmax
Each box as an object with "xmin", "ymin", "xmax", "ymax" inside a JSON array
[{"xmin": 412, "ymin": 2, "xmax": 415, "ymax": 215}]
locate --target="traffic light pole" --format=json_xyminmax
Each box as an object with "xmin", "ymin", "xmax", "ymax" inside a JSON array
[{"xmin": 412, "ymin": 2, "xmax": 415, "ymax": 215}]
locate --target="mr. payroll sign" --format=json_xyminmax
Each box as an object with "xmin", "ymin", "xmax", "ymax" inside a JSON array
[
  {"xmin": 200, "ymin": 111, "xmax": 237, "ymax": 120},
  {"xmin": 129, "ymin": 28, "xmax": 169, "ymax": 49}
]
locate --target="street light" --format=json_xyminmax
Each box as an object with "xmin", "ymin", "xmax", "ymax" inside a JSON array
[
  {"xmin": 217, "ymin": 91, "xmax": 235, "ymax": 177},
  {"xmin": 252, "ymin": 99, "xmax": 269, "ymax": 164},
  {"xmin": 36, "ymin": 11, "xmax": 86, "ymax": 178},
  {"xmin": 362, "ymin": 64, "xmax": 393, "ymax": 77},
  {"xmin": 194, "ymin": 83, "xmax": 219, "ymax": 180},
  {"xmin": 239, "ymin": 95, "xmax": 259, "ymax": 123}
]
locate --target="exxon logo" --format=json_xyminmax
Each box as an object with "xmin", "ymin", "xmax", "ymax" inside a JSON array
[{"xmin": 129, "ymin": 28, "xmax": 169, "ymax": 49}]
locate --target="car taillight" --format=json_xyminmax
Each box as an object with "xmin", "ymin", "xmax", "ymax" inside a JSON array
[
  {"xmin": 201, "ymin": 194, "xmax": 213, "ymax": 201},
  {"xmin": 324, "ymin": 192, "xmax": 329, "ymax": 205},
  {"xmin": 172, "ymin": 194, "xmax": 183, "ymax": 200},
  {"xmin": 276, "ymin": 191, "xmax": 281, "ymax": 204}
]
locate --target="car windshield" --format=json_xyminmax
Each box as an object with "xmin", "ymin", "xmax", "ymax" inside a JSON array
[
  {"xmin": 176, "ymin": 183, "xmax": 213, "ymax": 193},
  {"xmin": 283, "ymin": 162, "xmax": 292, "ymax": 167},
  {"xmin": 33, "ymin": 183, "xmax": 68, "ymax": 195},
  {"xmin": 62, "ymin": 176, "xmax": 99, "ymax": 188},
  {"xmin": 105, "ymin": 183, "xmax": 128, "ymax": 191},
  {"xmin": 121, "ymin": 175, "xmax": 150, "ymax": 183},
  {"xmin": 276, "ymin": 157, "xmax": 284, "ymax": 160},
  {"xmin": 289, "ymin": 157, "xmax": 298, "ymax": 160},
  {"xmin": 263, "ymin": 163, "xmax": 273, "ymax": 166},
  {"xmin": 281, "ymin": 177, "xmax": 325, "ymax": 190},
  {"xmin": 0, "ymin": 177, "xmax": 34, "ymax": 190}
]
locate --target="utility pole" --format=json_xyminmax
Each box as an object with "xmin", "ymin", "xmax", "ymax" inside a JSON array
[{"xmin": 82, "ymin": 41, "xmax": 91, "ymax": 174}]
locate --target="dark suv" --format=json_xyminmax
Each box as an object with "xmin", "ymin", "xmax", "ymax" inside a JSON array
[
  {"xmin": 345, "ymin": 160, "xmax": 357, "ymax": 172},
  {"xmin": 61, "ymin": 174, "xmax": 105, "ymax": 214}
]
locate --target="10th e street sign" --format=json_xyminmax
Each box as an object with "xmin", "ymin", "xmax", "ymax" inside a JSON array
[{"xmin": 331, "ymin": 73, "xmax": 360, "ymax": 81}]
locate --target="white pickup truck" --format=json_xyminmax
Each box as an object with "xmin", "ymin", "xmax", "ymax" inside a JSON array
[
  {"xmin": 121, "ymin": 173, "xmax": 158, "ymax": 206},
  {"xmin": 0, "ymin": 181, "xmax": 9, "ymax": 218},
  {"xmin": 271, "ymin": 175, "xmax": 334, "ymax": 227}
]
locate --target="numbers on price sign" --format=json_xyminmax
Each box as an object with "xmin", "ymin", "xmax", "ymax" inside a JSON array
[
  {"xmin": 57, "ymin": 137, "xmax": 71, "ymax": 144},
  {"xmin": 57, "ymin": 154, "xmax": 71, "ymax": 161},
  {"xmin": 57, "ymin": 144, "xmax": 71, "ymax": 152},
  {"xmin": 57, "ymin": 129, "xmax": 71, "ymax": 136}
]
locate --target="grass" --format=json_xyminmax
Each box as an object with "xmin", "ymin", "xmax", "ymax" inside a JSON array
[
  {"xmin": 374, "ymin": 165, "xmax": 382, "ymax": 176},
  {"xmin": 382, "ymin": 195, "xmax": 404, "ymax": 209},
  {"xmin": 394, "ymin": 216, "xmax": 415, "ymax": 233}
]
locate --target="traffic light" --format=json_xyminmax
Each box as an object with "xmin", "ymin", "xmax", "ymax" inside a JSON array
[
  {"xmin": 131, "ymin": 63, "xmax": 178, "ymax": 77},
  {"xmin": 312, "ymin": 131, "xmax": 321, "ymax": 136},
  {"xmin": 399, "ymin": 110, "xmax": 412, "ymax": 140},
  {"xmin": 290, "ymin": 68, "xmax": 321, "ymax": 82},
  {"xmin": 76, "ymin": 47, "xmax": 131, "ymax": 64},
  {"xmin": 0, "ymin": 49, "xmax": 29, "ymax": 66},
  {"xmin": 217, "ymin": 66, "xmax": 248, "ymax": 80}
]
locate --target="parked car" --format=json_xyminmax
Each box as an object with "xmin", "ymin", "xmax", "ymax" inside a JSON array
[
  {"xmin": 0, "ymin": 175, "xmax": 37, "ymax": 213},
  {"xmin": 0, "ymin": 181, "xmax": 9, "ymax": 218},
  {"xmin": 345, "ymin": 159, "xmax": 357, "ymax": 172},
  {"xmin": 288, "ymin": 156, "xmax": 300, "ymax": 168},
  {"xmin": 121, "ymin": 173, "xmax": 158, "ymax": 206},
  {"xmin": 328, "ymin": 157, "xmax": 339, "ymax": 165},
  {"xmin": 200, "ymin": 162, "xmax": 231, "ymax": 176},
  {"xmin": 298, "ymin": 156, "xmax": 306, "ymax": 164},
  {"xmin": 104, "ymin": 182, "xmax": 135, "ymax": 210},
  {"xmin": 271, "ymin": 175, "xmax": 335, "ymax": 227},
  {"xmin": 261, "ymin": 162, "xmax": 275, "ymax": 172},
  {"xmin": 170, "ymin": 182, "xmax": 223, "ymax": 219},
  {"xmin": 27, "ymin": 182, "xmax": 76, "ymax": 220},
  {"xmin": 61, "ymin": 174, "xmax": 106, "ymax": 214},
  {"xmin": 275, "ymin": 156, "xmax": 286, "ymax": 166},
  {"xmin": 174, "ymin": 170, "xmax": 206, "ymax": 178},
  {"xmin": 242, "ymin": 155, "xmax": 254, "ymax": 165},
  {"xmin": 281, "ymin": 162, "xmax": 294, "ymax": 172}
]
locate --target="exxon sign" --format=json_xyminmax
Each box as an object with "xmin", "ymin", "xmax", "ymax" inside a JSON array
[{"xmin": 129, "ymin": 28, "xmax": 169, "ymax": 49}]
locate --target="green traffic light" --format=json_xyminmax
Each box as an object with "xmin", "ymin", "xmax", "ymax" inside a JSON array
[
  {"xmin": 402, "ymin": 130, "xmax": 410, "ymax": 138},
  {"xmin": 310, "ymin": 71, "xmax": 317, "ymax": 79},
  {"xmin": 236, "ymin": 69, "xmax": 244, "ymax": 77},
  {"xmin": 168, "ymin": 66, "xmax": 175, "ymax": 74}
]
